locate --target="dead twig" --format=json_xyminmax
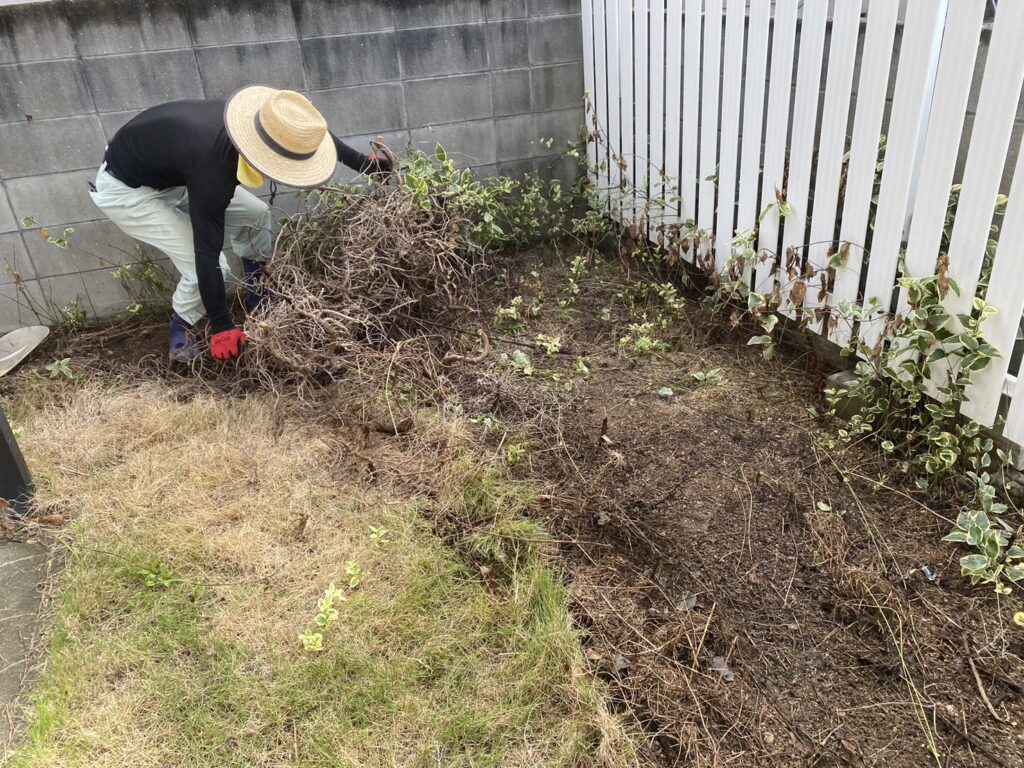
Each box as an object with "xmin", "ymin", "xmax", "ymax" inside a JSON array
[
  {"xmin": 443, "ymin": 328, "xmax": 491, "ymax": 364},
  {"xmin": 962, "ymin": 636, "xmax": 1006, "ymax": 723}
]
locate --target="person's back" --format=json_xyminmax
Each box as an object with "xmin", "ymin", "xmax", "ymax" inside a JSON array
[{"xmin": 104, "ymin": 99, "xmax": 236, "ymax": 195}]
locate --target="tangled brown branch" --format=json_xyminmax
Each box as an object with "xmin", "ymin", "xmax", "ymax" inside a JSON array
[{"xmin": 237, "ymin": 154, "xmax": 488, "ymax": 393}]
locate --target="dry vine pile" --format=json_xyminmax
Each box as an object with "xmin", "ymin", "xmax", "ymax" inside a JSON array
[{"xmin": 240, "ymin": 151, "xmax": 491, "ymax": 391}]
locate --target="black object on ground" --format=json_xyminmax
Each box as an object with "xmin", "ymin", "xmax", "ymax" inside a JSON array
[{"xmin": 0, "ymin": 406, "xmax": 32, "ymax": 516}]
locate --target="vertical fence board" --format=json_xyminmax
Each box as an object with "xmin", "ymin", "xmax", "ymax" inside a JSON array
[
  {"xmin": 618, "ymin": 0, "xmax": 635, "ymax": 221},
  {"xmin": 605, "ymin": 0, "xmax": 622, "ymax": 221},
  {"xmin": 663, "ymin": 0, "xmax": 683, "ymax": 224},
  {"xmin": 680, "ymin": 0, "xmax": 701, "ymax": 242},
  {"xmin": 736, "ymin": 0, "xmax": 770, "ymax": 273},
  {"xmin": 754, "ymin": 0, "xmax": 798, "ymax": 295},
  {"xmin": 804, "ymin": 0, "xmax": 861, "ymax": 333},
  {"xmin": 592, "ymin": 0, "xmax": 609, "ymax": 208},
  {"xmin": 582, "ymin": 0, "xmax": 598, "ymax": 201},
  {"xmin": 943, "ymin": 1, "xmax": 1024, "ymax": 319},
  {"xmin": 634, "ymin": 0, "xmax": 650, "ymax": 223},
  {"xmin": 966, "ymin": 141, "xmax": 1024, "ymax": 429},
  {"xmin": 778, "ymin": 0, "xmax": 828, "ymax": 317},
  {"xmin": 649, "ymin": 0, "xmax": 666, "ymax": 228},
  {"xmin": 831, "ymin": 0, "xmax": 899, "ymax": 346},
  {"xmin": 858, "ymin": 0, "xmax": 945, "ymax": 352},
  {"xmin": 714, "ymin": 0, "xmax": 746, "ymax": 270},
  {"xmin": 698, "ymin": 0, "xmax": 723, "ymax": 252},
  {"xmin": 613, "ymin": 0, "xmax": 634, "ymax": 222},
  {"xmin": 902, "ymin": 1, "xmax": 985, "ymax": 289},
  {"xmin": 935, "ymin": 0, "xmax": 1024, "ymax": 418}
]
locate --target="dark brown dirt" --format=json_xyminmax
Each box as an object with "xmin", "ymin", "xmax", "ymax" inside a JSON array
[
  {"xmin": 5, "ymin": 248, "xmax": 1023, "ymax": 767},
  {"xmin": 496, "ymin": 254, "xmax": 1024, "ymax": 768},
  {"xmin": 10, "ymin": 313, "xmax": 168, "ymax": 376}
]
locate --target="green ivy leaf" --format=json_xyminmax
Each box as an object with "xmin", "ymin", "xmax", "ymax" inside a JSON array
[{"xmin": 959, "ymin": 554, "xmax": 991, "ymax": 572}]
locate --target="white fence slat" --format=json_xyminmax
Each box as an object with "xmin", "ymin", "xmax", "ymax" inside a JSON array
[
  {"xmin": 663, "ymin": 0, "xmax": 683, "ymax": 224},
  {"xmin": 649, "ymin": 0, "xmax": 666, "ymax": 227},
  {"xmin": 618, "ymin": 0, "xmax": 634, "ymax": 222},
  {"xmin": 858, "ymin": 0, "xmax": 946, "ymax": 352},
  {"xmin": 901, "ymin": 1, "xmax": 985, "ymax": 289},
  {"xmin": 778, "ymin": 0, "xmax": 828, "ymax": 317},
  {"xmin": 831, "ymin": 0, "xmax": 900, "ymax": 346},
  {"xmin": 582, "ymin": 0, "xmax": 598, "ymax": 198},
  {"xmin": 605, "ymin": 0, "xmax": 621, "ymax": 221},
  {"xmin": 680, "ymin": 0, "xmax": 701, "ymax": 240},
  {"xmin": 943, "ymin": 1, "xmax": 1024, "ymax": 320},
  {"xmin": 591, "ymin": 0, "xmax": 608, "ymax": 207},
  {"xmin": 938, "ymin": 0, "xmax": 1024, "ymax": 417},
  {"xmin": 698, "ymin": 0, "xmax": 723, "ymax": 252},
  {"xmin": 754, "ymin": 0, "xmax": 798, "ymax": 295},
  {"xmin": 803, "ymin": 0, "xmax": 860, "ymax": 333},
  {"xmin": 634, "ymin": 0, "xmax": 650, "ymax": 223},
  {"xmin": 966, "ymin": 143, "xmax": 1024, "ymax": 428},
  {"xmin": 714, "ymin": 0, "xmax": 746, "ymax": 270},
  {"xmin": 735, "ymin": 0, "xmax": 770, "ymax": 258}
]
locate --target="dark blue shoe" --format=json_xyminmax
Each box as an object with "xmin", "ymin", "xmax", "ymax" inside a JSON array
[
  {"xmin": 169, "ymin": 313, "xmax": 200, "ymax": 363},
  {"xmin": 242, "ymin": 258, "xmax": 266, "ymax": 311}
]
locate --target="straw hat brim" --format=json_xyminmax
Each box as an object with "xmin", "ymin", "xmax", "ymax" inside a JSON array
[{"xmin": 224, "ymin": 86, "xmax": 337, "ymax": 189}]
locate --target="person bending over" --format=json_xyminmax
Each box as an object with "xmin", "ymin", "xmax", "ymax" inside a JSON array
[{"xmin": 90, "ymin": 86, "xmax": 390, "ymax": 362}]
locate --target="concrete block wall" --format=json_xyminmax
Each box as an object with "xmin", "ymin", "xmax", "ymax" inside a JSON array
[{"xmin": 0, "ymin": 0, "xmax": 585, "ymax": 332}]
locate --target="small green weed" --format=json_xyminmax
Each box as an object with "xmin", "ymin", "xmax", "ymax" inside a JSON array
[
  {"xmin": 136, "ymin": 560, "xmax": 180, "ymax": 590},
  {"xmin": 45, "ymin": 359, "xmax": 80, "ymax": 381},
  {"xmin": 619, "ymin": 321, "xmax": 668, "ymax": 355},
  {"xmin": 368, "ymin": 525, "xmax": 391, "ymax": 547},
  {"xmin": 495, "ymin": 295, "xmax": 525, "ymax": 331},
  {"xmin": 691, "ymin": 368, "xmax": 727, "ymax": 387},
  {"xmin": 60, "ymin": 298, "xmax": 87, "ymax": 333},
  {"xmin": 535, "ymin": 333, "xmax": 561, "ymax": 356},
  {"xmin": 299, "ymin": 581, "xmax": 345, "ymax": 653},
  {"xmin": 508, "ymin": 350, "xmax": 535, "ymax": 376},
  {"xmin": 112, "ymin": 248, "xmax": 172, "ymax": 314},
  {"xmin": 505, "ymin": 443, "xmax": 528, "ymax": 467},
  {"xmin": 469, "ymin": 413, "xmax": 503, "ymax": 432},
  {"xmin": 344, "ymin": 561, "xmax": 364, "ymax": 589}
]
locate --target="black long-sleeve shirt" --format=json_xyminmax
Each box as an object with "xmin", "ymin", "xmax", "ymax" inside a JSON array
[{"xmin": 103, "ymin": 99, "xmax": 372, "ymax": 333}]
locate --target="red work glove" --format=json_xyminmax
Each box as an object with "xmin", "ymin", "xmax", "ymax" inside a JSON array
[
  {"xmin": 210, "ymin": 329, "xmax": 247, "ymax": 361},
  {"xmin": 363, "ymin": 153, "xmax": 392, "ymax": 176}
]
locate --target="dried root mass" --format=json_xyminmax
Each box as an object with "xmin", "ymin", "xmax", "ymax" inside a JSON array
[{"xmin": 242, "ymin": 166, "xmax": 487, "ymax": 390}]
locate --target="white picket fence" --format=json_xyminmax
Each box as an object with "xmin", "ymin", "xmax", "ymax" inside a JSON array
[{"xmin": 581, "ymin": 0, "xmax": 1024, "ymax": 446}]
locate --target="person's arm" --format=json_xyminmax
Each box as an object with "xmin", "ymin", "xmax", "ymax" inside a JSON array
[
  {"xmin": 331, "ymin": 133, "xmax": 391, "ymax": 175},
  {"xmin": 187, "ymin": 186, "xmax": 234, "ymax": 334},
  {"xmin": 186, "ymin": 167, "xmax": 246, "ymax": 360}
]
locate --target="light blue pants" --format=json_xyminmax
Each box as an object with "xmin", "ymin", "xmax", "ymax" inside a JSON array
[{"xmin": 90, "ymin": 165, "xmax": 272, "ymax": 325}]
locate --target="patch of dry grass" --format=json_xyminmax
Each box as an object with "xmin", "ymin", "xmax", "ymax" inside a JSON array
[{"xmin": 5, "ymin": 381, "xmax": 637, "ymax": 768}]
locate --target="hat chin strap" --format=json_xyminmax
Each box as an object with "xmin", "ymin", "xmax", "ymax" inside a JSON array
[{"xmin": 253, "ymin": 112, "xmax": 318, "ymax": 161}]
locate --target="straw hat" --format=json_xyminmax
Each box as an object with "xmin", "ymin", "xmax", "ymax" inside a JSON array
[{"xmin": 224, "ymin": 86, "xmax": 337, "ymax": 188}]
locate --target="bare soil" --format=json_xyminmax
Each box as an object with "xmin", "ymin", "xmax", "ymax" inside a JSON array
[
  {"xmin": 501, "ymin": 254, "xmax": 1024, "ymax": 768},
  {"xmin": 6, "ymin": 247, "xmax": 1024, "ymax": 767}
]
